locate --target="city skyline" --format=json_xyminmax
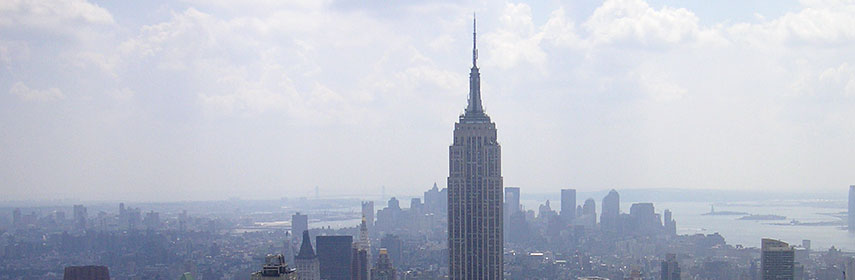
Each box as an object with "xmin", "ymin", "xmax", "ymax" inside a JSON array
[{"xmin": 3, "ymin": 0, "xmax": 855, "ymax": 202}]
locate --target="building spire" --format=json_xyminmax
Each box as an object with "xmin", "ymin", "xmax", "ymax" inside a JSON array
[
  {"xmin": 473, "ymin": 13, "xmax": 478, "ymax": 67},
  {"xmin": 465, "ymin": 13, "xmax": 484, "ymax": 117}
]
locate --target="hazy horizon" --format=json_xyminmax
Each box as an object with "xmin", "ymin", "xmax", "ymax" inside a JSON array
[{"xmin": 3, "ymin": 0, "xmax": 855, "ymax": 201}]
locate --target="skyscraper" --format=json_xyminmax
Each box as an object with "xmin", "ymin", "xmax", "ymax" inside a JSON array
[
  {"xmin": 351, "ymin": 248, "xmax": 369, "ymax": 280},
  {"xmin": 361, "ymin": 201, "xmax": 374, "ymax": 232},
  {"xmin": 295, "ymin": 230, "xmax": 320, "ymax": 280},
  {"xmin": 73, "ymin": 204, "xmax": 87, "ymax": 231},
  {"xmin": 351, "ymin": 216, "xmax": 370, "ymax": 280},
  {"xmin": 761, "ymin": 238, "xmax": 794, "ymax": 280},
  {"xmin": 849, "ymin": 185, "xmax": 854, "ymax": 231},
  {"xmin": 504, "ymin": 187, "xmax": 520, "ymax": 236},
  {"xmin": 601, "ymin": 189, "xmax": 619, "ymax": 233},
  {"xmin": 292, "ymin": 212, "xmax": 308, "ymax": 242},
  {"xmin": 380, "ymin": 234, "xmax": 403, "ymax": 268},
  {"xmin": 560, "ymin": 189, "xmax": 576, "ymax": 226},
  {"xmin": 580, "ymin": 198, "xmax": 596, "ymax": 228},
  {"xmin": 661, "ymin": 253, "xmax": 680, "ymax": 280},
  {"xmin": 664, "ymin": 209, "xmax": 677, "ymax": 236},
  {"xmin": 316, "ymin": 236, "xmax": 353, "ymax": 280},
  {"xmin": 448, "ymin": 16, "xmax": 503, "ymax": 280},
  {"xmin": 371, "ymin": 249, "xmax": 397, "ymax": 280}
]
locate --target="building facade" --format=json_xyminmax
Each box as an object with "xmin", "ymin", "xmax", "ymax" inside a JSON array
[
  {"xmin": 295, "ymin": 230, "xmax": 320, "ymax": 280},
  {"xmin": 560, "ymin": 189, "xmax": 576, "ymax": 226},
  {"xmin": 371, "ymin": 249, "xmax": 397, "ymax": 280},
  {"xmin": 292, "ymin": 213, "xmax": 308, "ymax": 242},
  {"xmin": 849, "ymin": 185, "xmax": 854, "ymax": 231},
  {"xmin": 447, "ymin": 17, "xmax": 503, "ymax": 280},
  {"xmin": 317, "ymin": 236, "xmax": 353, "ymax": 280},
  {"xmin": 601, "ymin": 189, "xmax": 619, "ymax": 233},
  {"xmin": 761, "ymin": 238, "xmax": 794, "ymax": 280}
]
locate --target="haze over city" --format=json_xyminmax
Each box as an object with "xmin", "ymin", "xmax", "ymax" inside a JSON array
[{"xmin": 2, "ymin": 0, "xmax": 854, "ymax": 202}]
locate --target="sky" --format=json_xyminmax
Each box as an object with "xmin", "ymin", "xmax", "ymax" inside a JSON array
[{"xmin": 1, "ymin": 0, "xmax": 854, "ymax": 202}]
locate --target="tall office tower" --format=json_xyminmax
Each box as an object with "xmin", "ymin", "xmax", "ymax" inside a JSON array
[
  {"xmin": 600, "ymin": 189, "xmax": 619, "ymax": 232},
  {"xmin": 849, "ymin": 185, "xmax": 855, "ymax": 231},
  {"xmin": 144, "ymin": 211, "xmax": 160, "ymax": 230},
  {"xmin": 351, "ymin": 247, "xmax": 369, "ymax": 280},
  {"xmin": 661, "ymin": 253, "xmax": 680, "ymax": 280},
  {"xmin": 72, "ymin": 205, "xmax": 87, "ymax": 230},
  {"xmin": 629, "ymin": 203, "xmax": 661, "ymax": 235},
  {"xmin": 381, "ymin": 234, "xmax": 403, "ymax": 268},
  {"xmin": 560, "ymin": 189, "xmax": 576, "ymax": 226},
  {"xmin": 410, "ymin": 198, "xmax": 423, "ymax": 213},
  {"xmin": 317, "ymin": 236, "xmax": 353, "ymax": 280},
  {"xmin": 664, "ymin": 209, "xmax": 677, "ymax": 236},
  {"xmin": 362, "ymin": 201, "xmax": 374, "ymax": 232},
  {"xmin": 447, "ymin": 16, "xmax": 503, "ymax": 280},
  {"xmin": 12, "ymin": 208, "xmax": 21, "ymax": 227},
  {"xmin": 371, "ymin": 249, "xmax": 397, "ymax": 280},
  {"xmin": 292, "ymin": 212, "xmax": 308, "ymax": 242},
  {"xmin": 295, "ymin": 230, "xmax": 320, "ymax": 280},
  {"xmin": 761, "ymin": 238, "xmax": 794, "ymax": 280},
  {"xmin": 424, "ymin": 183, "xmax": 441, "ymax": 214},
  {"xmin": 250, "ymin": 254, "xmax": 298, "ymax": 280},
  {"xmin": 580, "ymin": 198, "xmax": 597, "ymax": 228},
  {"xmin": 505, "ymin": 187, "xmax": 521, "ymax": 213},
  {"xmin": 504, "ymin": 187, "xmax": 521, "ymax": 236},
  {"xmin": 351, "ymin": 217, "xmax": 371, "ymax": 280},
  {"xmin": 63, "ymin": 265, "xmax": 110, "ymax": 280}
]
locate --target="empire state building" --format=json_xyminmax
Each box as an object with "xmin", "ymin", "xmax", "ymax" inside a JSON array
[{"xmin": 447, "ymin": 17, "xmax": 503, "ymax": 280}]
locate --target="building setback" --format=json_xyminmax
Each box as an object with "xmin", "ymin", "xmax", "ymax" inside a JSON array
[{"xmin": 447, "ymin": 16, "xmax": 503, "ymax": 280}]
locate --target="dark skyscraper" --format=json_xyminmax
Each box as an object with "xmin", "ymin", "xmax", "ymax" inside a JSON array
[
  {"xmin": 448, "ymin": 17, "xmax": 503, "ymax": 280},
  {"xmin": 761, "ymin": 238, "xmax": 794, "ymax": 280},
  {"xmin": 849, "ymin": 185, "xmax": 854, "ymax": 231},
  {"xmin": 316, "ymin": 235, "xmax": 353, "ymax": 280},
  {"xmin": 601, "ymin": 189, "xmax": 619, "ymax": 232},
  {"xmin": 560, "ymin": 189, "xmax": 576, "ymax": 226}
]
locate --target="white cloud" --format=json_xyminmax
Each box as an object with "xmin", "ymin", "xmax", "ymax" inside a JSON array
[
  {"xmin": 584, "ymin": 0, "xmax": 701, "ymax": 47},
  {"xmin": 0, "ymin": 0, "xmax": 114, "ymax": 28},
  {"xmin": 728, "ymin": 1, "xmax": 855, "ymax": 47},
  {"xmin": 482, "ymin": 3, "xmax": 549, "ymax": 69},
  {"xmin": 637, "ymin": 73, "xmax": 686, "ymax": 102},
  {"xmin": 9, "ymin": 82, "xmax": 65, "ymax": 102},
  {"xmin": 793, "ymin": 62, "xmax": 855, "ymax": 97}
]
